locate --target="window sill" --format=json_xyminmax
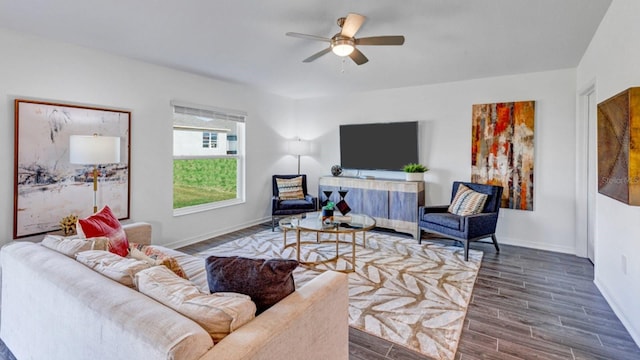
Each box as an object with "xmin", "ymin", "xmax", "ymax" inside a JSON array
[{"xmin": 173, "ymin": 198, "xmax": 245, "ymax": 217}]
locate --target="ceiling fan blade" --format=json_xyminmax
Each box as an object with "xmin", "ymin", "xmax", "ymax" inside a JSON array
[
  {"xmin": 286, "ymin": 32, "xmax": 331, "ymax": 42},
  {"xmin": 356, "ymin": 36, "xmax": 405, "ymax": 46},
  {"xmin": 303, "ymin": 47, "xmax": 332, "ymax": 63},
  {"xmin": 349, "ymin": 48, "xmax": 369, "ymax": 65},
  {"xmin": 341, "ymin": 13, "xmax": 366, "ymax": 38}
]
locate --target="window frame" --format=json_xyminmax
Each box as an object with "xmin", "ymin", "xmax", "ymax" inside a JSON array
[{"xmin": 171, "ymin": 101, "xmax": 246, "ymax": 216}]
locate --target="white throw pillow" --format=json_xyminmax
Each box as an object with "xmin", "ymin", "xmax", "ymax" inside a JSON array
[
  {"xmin": 75, "ymin": 250, "xmax": 150, "ymax": 287},
  {"xmin": 135, "ymin": 265, "xmax": 256, "ymax": 342},
  {"xmin": 41, "ymin": 235, "xmax": 109, "ymax": 257},
  {"xmin": 448, "ymin": 184, "xmax": 489, "ymax": 216}
]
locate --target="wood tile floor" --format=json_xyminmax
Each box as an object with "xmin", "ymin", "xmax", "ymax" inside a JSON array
[{"xmin": 1, "ymin": 223, "xmax": 638, "ymax": 359}]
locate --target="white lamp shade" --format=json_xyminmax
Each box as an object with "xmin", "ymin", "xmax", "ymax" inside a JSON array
[
  {"xmin": 288, "ymin": 139, "xmax": 310, "ymax": 156},
  {"xmin": 69, "ymin": 135, "xmax": 121, "ymax": 165}
]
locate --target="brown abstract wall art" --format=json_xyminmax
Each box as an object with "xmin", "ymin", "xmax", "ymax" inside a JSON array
[
  {"xmin": 471, "ymin": 101, "xmax": 535, "ymax": 211},
  {"xmin": 597, "ymin": 87, "xmax": 640, "ymax": 205}
]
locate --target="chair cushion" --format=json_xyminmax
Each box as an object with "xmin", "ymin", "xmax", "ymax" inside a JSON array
[
  {"xmin": 448, "ymin": 184, "xmax": 488, "ymax": 216},
  {"xmin": 77, "ymin": 205, "xmax": 129, "ymax": 257},
  {"xmin": 277, "ymin": 198, "xmax": 314, "ymax": 210},
  {"xmin": 276, "ymin": 176, "xmax": 305, "ymax": 200},
  {"xmin": 422, "ymin": 213, "xmax": 463, "ymax": 231},
  {"xmin": 205, "ymin": 256, "xmax": 298, "ymax": 314}
]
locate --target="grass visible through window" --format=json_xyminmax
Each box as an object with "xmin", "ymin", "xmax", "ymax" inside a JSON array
[{"xmin": 173, "ymin": 158, "xmax": 237, "ymax": 209}]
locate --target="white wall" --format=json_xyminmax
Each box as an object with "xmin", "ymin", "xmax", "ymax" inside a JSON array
[
  {"xmin": 0, "ymin": 28, "xmax": 298, "ymax": 247},
  {"xmin": 295, "ymin": 69, "xmax": 578, "ymax": 253},
  {"xmin": 576, "ymin": 0, "xmax": 640, "ymax": 344}
]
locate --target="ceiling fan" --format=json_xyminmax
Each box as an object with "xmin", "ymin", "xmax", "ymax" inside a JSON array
[{"xmin": 286, "ymin": 13, "xmax": 405, "ymax": 65}]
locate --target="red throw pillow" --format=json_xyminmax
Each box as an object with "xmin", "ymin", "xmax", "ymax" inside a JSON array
[{"xmin": 77, "ymin": 205, "xmax": 129, "ymax": 257}]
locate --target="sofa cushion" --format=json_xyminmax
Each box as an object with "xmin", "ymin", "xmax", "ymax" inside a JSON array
[
  {"xmin": 77, "ymin": 205, "xmax": 129, "ymax": 257},
  {"xmin": 135, "ymin": 265, "xmax": 256, "ymax": 342},
  {"xmin": 276, "ymin": 176, "xmax": 305, "ymax": 200},
  {"xmin": 448, "ymin": 184, "xmax": 488, "ymax": 216},
  {"xmin": 41, "ymin": 234, "xmax": 109, "ymax": 257},
  {"xmin": 76, "ymin": 250, "xmax": 150, "ymax": 287},
  {"xmin": 205, "ymin": 256, "xmax": 298, "ymax": 314},
  {"xmin": 129, "ymin": 243, "xmax": 188, "ymax": 280}
]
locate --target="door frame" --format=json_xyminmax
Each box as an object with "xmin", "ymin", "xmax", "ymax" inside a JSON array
[{"xmin": 576, "ymin": 81, "xmax": 597, "ymax": 261}]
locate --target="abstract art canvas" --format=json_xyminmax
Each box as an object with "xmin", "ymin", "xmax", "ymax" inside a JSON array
[
  {"xmin": 14, "ymin": 99, "xmax": 130, "ymax": 238},
  {"xmin": 471, "ymin": 101, "xmax": 535, "ymax": 210},
  {"xmin": 597, "ymin": 87, "xmax": 640, "ymax": 205}
]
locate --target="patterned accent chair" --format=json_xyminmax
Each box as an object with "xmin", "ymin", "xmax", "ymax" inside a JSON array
[
  {"xmin": 271, "ymin": 174, "xmax": 318, "ymax": 231},
  {"xmin": 418, "ymin": 181, "xmax": 503, "ymax": 261}
]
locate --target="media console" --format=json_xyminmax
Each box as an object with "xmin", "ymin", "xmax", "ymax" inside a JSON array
[{"xmin": 318, "ymin": 176, "xmax": 425, "ymax": 239}]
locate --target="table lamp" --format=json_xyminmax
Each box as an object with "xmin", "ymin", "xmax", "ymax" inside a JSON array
[{"xmin": 69, "ymin": 134, "xmax": 121, "ymax": 213}]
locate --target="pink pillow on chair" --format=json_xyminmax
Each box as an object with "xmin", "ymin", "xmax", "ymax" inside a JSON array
[{"xmin": 77, "ymin": 205, "xmax": 129, "ymax": 257}]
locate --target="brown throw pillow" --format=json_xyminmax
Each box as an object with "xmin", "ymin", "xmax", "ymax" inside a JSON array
[
  {"xmin": 276, "ymin": 176, "xmax": 305, "ymax": 200},
  {"xmin": 205, "ymin": 256, "xmax": 298, "ymax": 314}
]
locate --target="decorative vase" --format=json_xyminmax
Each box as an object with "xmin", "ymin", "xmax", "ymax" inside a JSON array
[
  {"xmin": 322, "ymin": 190, "xmax": 333, "ymax": 207},
  {"xmin": 336, "ymin": 189, "xmax": 351, "ymax": 215},
  {"xmin": 405, "ymin": 172, "xmax": 424, "ymax": 181},
  {"xmin": 321, "ymin": 209, "xmax": 334, "ymax": 224}
]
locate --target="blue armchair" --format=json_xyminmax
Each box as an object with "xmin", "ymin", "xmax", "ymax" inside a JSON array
[
  {"xmin": 271, "ymin": 174, "xmax": 318, "ymax": 231},
  {"xmin": 418, "ymin": 181, "xmax": 503, "ymax": 261}
]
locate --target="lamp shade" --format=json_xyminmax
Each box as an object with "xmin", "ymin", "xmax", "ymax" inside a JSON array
[
  {"xmin": 69, "ymin": 135, "xmax": 121, "ymax": 165},
  {"xmin": 288, "ymin": 138, "xmax": 310, "ymax": 156}
]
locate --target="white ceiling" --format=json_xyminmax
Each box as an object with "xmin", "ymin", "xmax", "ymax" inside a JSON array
[{"xmin": 0, "ymin": 0, "xmax": 611, "ymax": 99}]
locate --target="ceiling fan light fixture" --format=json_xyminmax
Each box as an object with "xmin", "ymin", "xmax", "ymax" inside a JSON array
[{"xmin": 331, "ymin": 37, "xmax": 355, "ymax": 57}]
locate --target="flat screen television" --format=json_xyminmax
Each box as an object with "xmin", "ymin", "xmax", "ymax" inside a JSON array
[{"xmin": 340, "ymin": 121, "xmax": 419, "ymax": 171}]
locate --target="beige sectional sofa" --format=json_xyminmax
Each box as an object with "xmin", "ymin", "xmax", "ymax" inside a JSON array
[{"xmin": 0, "ymin": 223, "xmax": 349, "ymax": 360}]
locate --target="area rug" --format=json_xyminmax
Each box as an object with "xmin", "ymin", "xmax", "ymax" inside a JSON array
[{"xmin": 197, "ymin": 230, "xmax": 482, "ymax": 360}]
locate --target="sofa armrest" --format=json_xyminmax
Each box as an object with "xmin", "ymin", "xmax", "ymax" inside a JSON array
[
  {"xmin": 122, "ymin": 222, "xmax": 152, "ymax": 245},
  {"xmin": 202, "ymin": 271, "xmax": 349, "ymax": 360}
]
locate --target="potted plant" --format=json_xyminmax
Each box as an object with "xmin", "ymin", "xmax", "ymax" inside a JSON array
[
  {"xmin": 403, "ymin": 163, "xmax": 429, "ymax": 181},
  {"xmin": 321, "ymin": 201, "xmax": 335, "ymax": 223}
]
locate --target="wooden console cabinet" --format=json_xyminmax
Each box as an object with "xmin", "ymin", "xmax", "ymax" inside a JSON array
[{"xmin": 318, "ymin": 176, "xmax": 425, "ymax": 239}]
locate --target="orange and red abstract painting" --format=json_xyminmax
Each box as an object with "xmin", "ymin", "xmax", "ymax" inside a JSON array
[{"xmin": 471, "ymin": 101, "xmax": 535, "ymax": 210}]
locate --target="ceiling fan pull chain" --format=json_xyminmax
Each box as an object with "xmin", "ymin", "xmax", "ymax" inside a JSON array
[{"xmin": 341, "ymin": 58, "xmax": 346, "ymax": 73}]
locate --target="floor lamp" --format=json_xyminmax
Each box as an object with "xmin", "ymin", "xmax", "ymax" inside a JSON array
[
  {"xmin": 288, "ymin": 138, "xmax": 310, "ymax": 175},
  {"xmin": 69, "ymin": 134, "xmax": 121, "ymax": 213}
]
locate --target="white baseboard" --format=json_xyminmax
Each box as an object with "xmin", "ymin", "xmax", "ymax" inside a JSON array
[
  {"xmin": 163, "ymin": 216, "xmax": 271, "ymax": 249},
  {"xmin": 497, "ymin": 236, "xmax": 576, "ymax": 255},
  {"xmin": 594, "ymin": 278, "xmax": 640, "ymax": 348}
]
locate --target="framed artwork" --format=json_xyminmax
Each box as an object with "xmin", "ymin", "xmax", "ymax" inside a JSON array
[
  {"xmin": 14, "ymin": 99, "xmax": 130, "ymax": 238},
  {"xmin": 471, "ymin": 100, "xmax": 535, "ymax": 211},
  {"xmin": 597, "ymin": 87, "xmax": 640, "ymax": 205}
]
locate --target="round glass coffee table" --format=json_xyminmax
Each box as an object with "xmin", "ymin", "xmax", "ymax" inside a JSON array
[{"xmin": 279, "ymin": 211, "xmax": 376, "ymax": 272}]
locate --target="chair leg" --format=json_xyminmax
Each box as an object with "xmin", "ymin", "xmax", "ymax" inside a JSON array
[
  {"xmin": 464, "ymin": 240, "xmax": 470, "ymax": 261},
  {"xmin": 272, "ymin": 217, "xmax": 275, "ymax": 231},
  {"xmin": 491, "ymin": 234, "xmax": 500, "ymax": 252},
  {"xmin": 418, "ymin": 228, "xmax": 422, "ymax": 244}
]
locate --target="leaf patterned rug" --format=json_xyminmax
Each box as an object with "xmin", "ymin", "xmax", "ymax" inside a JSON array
[{"xmin": 197, "ymin": 230, "xmax": 482, "ymax": 360}]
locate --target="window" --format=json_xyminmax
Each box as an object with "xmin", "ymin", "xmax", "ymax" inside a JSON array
[
  {"xmin": 202, "ymin": 132, "xmax": 218, "ymax": 148},
  {"xmin": 172, "ymin": 101, "xmax": 246, "ymax": 215}
]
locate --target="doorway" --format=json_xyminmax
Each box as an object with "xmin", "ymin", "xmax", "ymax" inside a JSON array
[{"xmin": 578, "ymin": 84, "xmax": 597, "ymax": 263}]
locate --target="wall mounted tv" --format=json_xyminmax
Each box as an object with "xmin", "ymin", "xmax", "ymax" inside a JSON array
[{"xmin": 340, "ymin": 121, "xmax": 419, "ymax": 171}]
